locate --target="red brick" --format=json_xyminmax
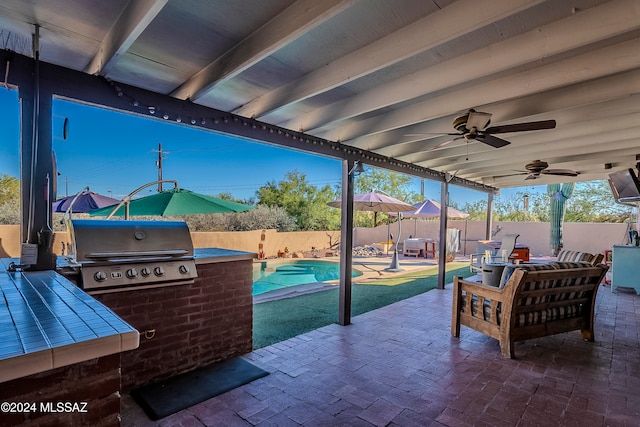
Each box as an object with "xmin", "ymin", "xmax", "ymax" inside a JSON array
[{"xmin": 95, "ymin": 258, "xmax": 253, "ymax": 390}]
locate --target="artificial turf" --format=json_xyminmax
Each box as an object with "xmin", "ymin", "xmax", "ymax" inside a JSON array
[{"xmin": 253, "ymin": 262, "xmax": 474, "ymax": 349}]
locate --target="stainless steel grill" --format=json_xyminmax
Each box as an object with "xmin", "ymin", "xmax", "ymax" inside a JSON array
[{"xmin": 68, "ymin": 219, "xmax": 197, "ymax": 293}]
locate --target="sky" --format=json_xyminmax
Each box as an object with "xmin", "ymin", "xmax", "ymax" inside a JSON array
[{"xmin": 0, "ymin": 87, "xmax": 540, "ymax": 206}]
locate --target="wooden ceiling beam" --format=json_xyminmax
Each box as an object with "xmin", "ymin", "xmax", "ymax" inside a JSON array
[
  {"xmin": 84, "ymin": 0, "xmax": 167, "ymax": 75},
  {"xmin": 324, "ymin": 39, "xmax": 640, "ymax": 142},
  {"xmin": 234, "ymin": 0, "xmax": 545, "ymax": 119},
  {"xmin": 397, "ymin": 95, "xmax": 640, "ymax": 164},
  {"xmin": 285, "ymin": 0, "xmax": 640, "ymax": 133},
  {"xmin": 170, "ymin": 0, "xmax": 354, "ymax": 101}
]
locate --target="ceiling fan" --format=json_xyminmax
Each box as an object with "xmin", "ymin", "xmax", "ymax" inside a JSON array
[
  {"xmin": 523, "ymin": 160, "xmax": 579, "ymax": 180},
  {"xmin": 495, "ymin": 160, "xmax": 580, "ymax": 181},
  {"xmin": 408, "ymin": 109, "xmax": 557, "ymax": 148}
]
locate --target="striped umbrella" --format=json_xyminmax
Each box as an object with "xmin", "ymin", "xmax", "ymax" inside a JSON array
[{"xmin": 547, "ymin": 183, "xmax": 574, "ymax": 256}]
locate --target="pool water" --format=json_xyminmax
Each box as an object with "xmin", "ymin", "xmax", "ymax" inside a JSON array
[{"xmin": 253, "ymin": 260, "xmax": 362, "ymax": 296}]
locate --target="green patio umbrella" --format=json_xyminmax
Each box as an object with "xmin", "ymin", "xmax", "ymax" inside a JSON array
[
  {"xmin": 89, "ymin": 188, "xmax": 254, "ymax": 218},
  {"xmin": 547, "ymin": 183, "xmax": 574, "ymax": 256}
]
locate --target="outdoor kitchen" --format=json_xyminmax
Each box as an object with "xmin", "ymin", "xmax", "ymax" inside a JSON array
[
  {"xmin": 0, "ymin": 218, "xmax": 255, "ymax": 425},
  {"xmin": 62, "ymin": 219, "xmax": 256, "ymax": 391}
]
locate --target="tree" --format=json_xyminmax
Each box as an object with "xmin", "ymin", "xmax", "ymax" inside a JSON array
[
  {"xmin": 459, "ymin": 180, "xmax": 629, "ymax": 224},
  {"xmin": 350, "ymin": 168, "xmax": 421, "ymax": 228},
  {"xmin": 0, "ymin": 173, "xmax": 20, "ymax": 225},
  {"xmin": 494, "ymin": 191, "xmax": 548, "ymax": 222},
  {"xmin": 457, "ymin": 199, "xmax": 488, "ymax": 221},
  {"xmin": 565, "ymin": 180, "xmax": 631, "ymax": 223},
  {"xmin": 214, "ymin": 192, "xmax": 256, "ymax": 206},
  {"xmin": 256, "ymin": 169, "xmax": 341, "ymax": 230}
]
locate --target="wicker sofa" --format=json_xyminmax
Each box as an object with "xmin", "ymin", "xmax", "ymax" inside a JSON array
[{"xmin": 451, "ymin": 260, "xmax": 608, "ymax": 358}]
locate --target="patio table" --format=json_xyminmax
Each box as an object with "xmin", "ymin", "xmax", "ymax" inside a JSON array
[{"xmin": 404, "ymin": 238, "xmax": 437, "ymax": 258}]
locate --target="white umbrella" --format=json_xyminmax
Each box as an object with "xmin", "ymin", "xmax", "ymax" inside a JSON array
[
  {"xmin": 404, "ymin": 199, "xmax": 469, "ymax": 219},
  {"xmin": 328, "ymin": 190, "xmax": 414, "ymax": 271},
  {"xmin": 393, "ymin": 199, "xmax": 470, "ymax": 254},
  {"xmin": 328, "ymin": 190, "xmax": 415, "ymax": 213}
]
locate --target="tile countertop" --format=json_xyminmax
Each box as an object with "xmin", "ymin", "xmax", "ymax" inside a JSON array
[
  {"xmin": 56, "ymin": 248, "xmax": 256, "ymax": 268},
  {"xmin": 0, "ymin": 259, "xmax": 139, "ymax": 383}
]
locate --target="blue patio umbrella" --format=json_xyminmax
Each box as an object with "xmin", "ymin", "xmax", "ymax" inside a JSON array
[
  {"xmin": 52, "ymin": 191, "xmax": 120, "ymax": 213},
  {"xmin": 547, "ymin": 183, "xmax": 575, "ymax": 256}
]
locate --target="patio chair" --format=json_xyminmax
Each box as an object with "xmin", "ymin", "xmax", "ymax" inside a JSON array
[{"xmin": 470, "ymin": 233, "xmax": 519, "ymax": 273}]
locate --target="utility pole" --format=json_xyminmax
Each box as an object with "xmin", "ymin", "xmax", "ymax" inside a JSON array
[{"xmin": 153, "ymin": 143, "xmax": 168, "ymax": 192}]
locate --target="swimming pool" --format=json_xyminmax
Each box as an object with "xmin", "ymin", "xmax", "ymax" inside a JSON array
[{"xmin": 253, "ymin": 260, "xmax": 362, "ymax": 296}]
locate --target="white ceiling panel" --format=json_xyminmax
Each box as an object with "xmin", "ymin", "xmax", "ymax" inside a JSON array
[{"xmin": 0, "ymin": 0, "xmax": 638, "ymax": 189}]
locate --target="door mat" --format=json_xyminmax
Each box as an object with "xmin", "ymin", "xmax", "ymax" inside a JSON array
[{"xmin": 131, "ymin": 357, "xmax": 269, "ymax": 420}]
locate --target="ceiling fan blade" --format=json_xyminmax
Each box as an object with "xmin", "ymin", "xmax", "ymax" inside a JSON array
[
  {"xmin": 492, "ymin": 170, "xmax": 528, "ymax": 179},
  {"xmin": 429, "ymin": 136, "xmax": 465, "ymax": 150},
  {"xmin": 466, "ymin": 111, "xmax": 492, "ymax": 130},
  {"xmin": 404, "ymin": 132, "xmax": 461, "ymax": 136},
  {"xmin": 542, "ymin": 169, "xmax": 579, "ymax": 177},
  {"xmin": 433, "ymin": 139, "xmax": 455, "ymax": 149},
  {"xmin": 485, "ymin": 119, "xmax": 556, "ymax": 134},
  {"xmin": 475, "ymin": 133, "xmax": 510, "ymax": 148}
]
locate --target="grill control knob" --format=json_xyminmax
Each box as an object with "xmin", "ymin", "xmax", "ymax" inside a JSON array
[
  {"xmin": 126, "ymin": 268, "xmax": 138, "ymax": 279},
  {"xmin": 94, "ymin": 271, "xmax": 107, "ymax": 282},
  {"xmin": 179, "ymin": 265, "xmax": 190, "ymax": 274},
  {"xmin": 154, "ymin": 266, "xmax": 165, "ymax": 277},
  {"xmin": 141, "ymin": 267, "xmax": 151, "ymax": 277}
]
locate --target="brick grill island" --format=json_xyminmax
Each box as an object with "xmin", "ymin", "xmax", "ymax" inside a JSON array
[
  {"xmin": 60, "ymin": 220, "xmax": 256, "ymax": 390},
  {"xmin": 93, "ymin": 249, "xmax": 255, "ymax": 391},
  {"xmin": 0, "ymin": 262, "xmax": 139, "ymax": 427},
  {"xmin": 0, "ymin": 242, "xmax": 253, "ymax": 425},
  {"xmin": 0, "ymin": 354, "xmax": 121, "ymax": 427}
]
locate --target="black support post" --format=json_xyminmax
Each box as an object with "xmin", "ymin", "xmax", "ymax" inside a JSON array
[
  {"xmin": 339, "ymin": 159, "xmax": 355, "ymax": 326},
  {"xmin": 19, "ymin": 64, "xmax": 56, "ymax": 271},
  {"xmin": 437, "ymin": 181, "xmax": 449, "ymax": 290}
]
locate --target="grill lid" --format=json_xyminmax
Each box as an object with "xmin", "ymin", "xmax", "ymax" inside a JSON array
[{"xmin": 70, "ymin": 219, "xmax": 194, "ymax": 263}]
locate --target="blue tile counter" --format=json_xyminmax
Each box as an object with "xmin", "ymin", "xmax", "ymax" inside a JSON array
[{"xmin": 0, "ymin": 259, "xmax": 139, "ymax": 383}]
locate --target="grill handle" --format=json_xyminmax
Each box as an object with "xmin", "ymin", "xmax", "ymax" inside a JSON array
[{"xmin": 84, "ymin": 249, "xmax": 189, "ymax": 259}]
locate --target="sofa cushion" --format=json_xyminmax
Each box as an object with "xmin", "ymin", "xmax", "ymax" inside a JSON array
[
  {"xmin": 498, "ymin": 263, "xmax": 555, "ymax": 290},
  {"xmin": 515, "ymin": 305, "xmax": 584, "ymax": 327},
  {"xmin": 557, "ymin": 250, "xmax": 592, "ymax": 263},
  {"xmin": 462, "ymin": 295, "xmax": 584, "ymax": 327},
  {"xmin": 549, "ymin": 261, "xmax": 593, "ymax": 270}
]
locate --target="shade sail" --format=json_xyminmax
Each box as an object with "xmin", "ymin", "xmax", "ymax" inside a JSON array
[
  {"xmin": 52, "ymin": 191, "xmax": 120, "ymax": 213},
  {"xmin": 89, "ymin": 188, "xmax": 254, "ymax": 217},
  {"xmin": 328, "ymin": 190, "xmax": 414, "ymax": 212}
]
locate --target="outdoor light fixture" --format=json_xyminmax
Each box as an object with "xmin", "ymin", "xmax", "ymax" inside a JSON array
[
  {"xmin": 349, "ymin": 161, "xmax": 365, "ymax": 176},
  {"xmin": 523, "ymin": 193, "xmax": 529, "ymax": 211}
]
